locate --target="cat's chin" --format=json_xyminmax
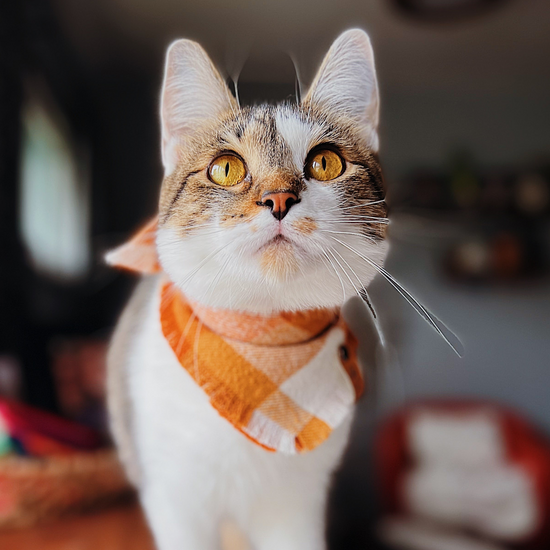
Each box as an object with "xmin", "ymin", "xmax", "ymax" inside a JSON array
[{"xmin": 259, "ymin": 237, "xmax": 301, "ymax": 282}]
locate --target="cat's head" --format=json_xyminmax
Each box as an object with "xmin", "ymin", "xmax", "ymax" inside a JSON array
[{"xmin": 157, "ymin": 29, "xmax": 389, "ymax": 313}]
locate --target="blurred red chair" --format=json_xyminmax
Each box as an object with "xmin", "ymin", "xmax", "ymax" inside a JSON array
[{"xmin": 375, "ymin": 400, "xmax": 550, "ymax": 550}]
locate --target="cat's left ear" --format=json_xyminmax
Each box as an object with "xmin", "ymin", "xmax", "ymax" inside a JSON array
[
  {"xmin": 304, "ymin": 29, "xmax": 380, "ymax": 150},
  {"xmin": 160, "ymin": 39, "xmax": 237, "ymax": 175}
]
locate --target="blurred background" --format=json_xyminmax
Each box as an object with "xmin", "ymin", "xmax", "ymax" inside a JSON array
[{"xmin": 1, "ymin": 0, "xmax": 550, "ymax": 549}]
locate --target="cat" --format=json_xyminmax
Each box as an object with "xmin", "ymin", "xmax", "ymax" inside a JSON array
[{"xmin": 106, "ymin": 28, "xmax": 389, "ymax": 550}]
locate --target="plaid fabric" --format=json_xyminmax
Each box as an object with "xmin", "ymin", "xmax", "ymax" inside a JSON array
[{"xmin": 108, "ymin": 218, "xmax": 364, "ymax": 454}]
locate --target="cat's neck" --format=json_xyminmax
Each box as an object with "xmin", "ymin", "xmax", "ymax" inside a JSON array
[{"xmin": 175, "ymin": 276, "xmax": 345, "ymax": 315}]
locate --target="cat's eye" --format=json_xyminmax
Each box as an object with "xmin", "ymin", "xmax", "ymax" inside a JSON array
[
  {"xmin": 305, "ymin": 149, "xmax": 344, "ymax": 182},
  {"xmin": 208, "ymin": 155, "xmax": 246, "ymax": 187}
]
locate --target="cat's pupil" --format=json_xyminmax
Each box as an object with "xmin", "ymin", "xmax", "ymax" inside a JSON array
[
  {"xmin": 322, "ymin": 156, "xmax": 327, "ymax": 171},
  {"xmin": 225, "ymin": 162, "xmax": 229, "ymax": 177}
]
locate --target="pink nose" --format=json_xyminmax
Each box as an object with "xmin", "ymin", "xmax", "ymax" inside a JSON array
[{"xmin": 260, "ymin": 191, "xmax": 299, "ymax": 221}]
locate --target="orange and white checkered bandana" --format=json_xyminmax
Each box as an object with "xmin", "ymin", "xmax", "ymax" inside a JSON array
[{"xmin": 108, "ymin": 218, "xmax": 364, "ymax": 454}]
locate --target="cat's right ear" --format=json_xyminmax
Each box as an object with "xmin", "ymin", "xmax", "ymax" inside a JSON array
[
  {"xmin": 304, "ymin": 29, "xmax": 380, "ymax": 151},
  {"xmin": 160, "ymin": 40, "xmax": 236, "ymax": 175}
]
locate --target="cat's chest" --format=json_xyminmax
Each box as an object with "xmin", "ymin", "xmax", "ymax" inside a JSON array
[
  {"xmin": 122, "ymin": 276, "xmax": 355, "ymax": 519},
  {"xmin": 126, "ymin": 277, "xmax": 355, "ymax": 468}
]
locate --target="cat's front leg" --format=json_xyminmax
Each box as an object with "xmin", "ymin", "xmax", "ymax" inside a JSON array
[
  {"xmin": 247, "ymin": 486, "xmax": 328, "ymax": 550},
  {"xmin": 141, "ymin": 483, "xmax": 220, "ymax": 550},
  {"xmin": 245, "ymin": 420, "xmax": 353, "ymax": 550}
]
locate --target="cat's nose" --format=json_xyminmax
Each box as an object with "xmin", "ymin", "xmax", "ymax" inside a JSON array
[{"xmin": 259, "ymin": 191, "xmax": 300, "ymax": 221}]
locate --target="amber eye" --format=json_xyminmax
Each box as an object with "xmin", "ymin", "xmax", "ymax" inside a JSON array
[
  {"xmin": 208, "ymin": 155, "xmax": 246, "ymax": 187},
  {"xmin": 305, "ymin": 149, "xmax": 344, "ymax": 181}
]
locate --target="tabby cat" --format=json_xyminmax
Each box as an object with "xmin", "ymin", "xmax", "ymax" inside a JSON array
[{"xmin": 107, "ymin": 28, "xmax": 388, "ymax": 550}]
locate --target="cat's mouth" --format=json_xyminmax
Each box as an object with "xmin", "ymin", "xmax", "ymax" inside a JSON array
[
  {"xmin": 268, "ymin": 234, "xmax": 290, "ymax": 245},
  {"xmin": 259, "ymin": 233, "xmax": 300, "ymax": 253},
  {"xmin": 256, "ymin": 231, "xmax": 308, "ymax": 266}
]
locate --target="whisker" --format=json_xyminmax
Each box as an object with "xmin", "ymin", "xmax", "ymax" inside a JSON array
[
  {"xmin": 185, "ymin": 222, "xmax": 217, "ymax": 230},
  {"xmin": 289, "ymin": 52, "xmax": 302, "ymax": 103},
  {"xmin": 329, "ymin": 247, "xmax": 376, "ymax": 318},
  {"xmin": 339, "ymin": 199, "xmax": 386, "ymax": 211},
  {"xmin": 190, "ymin": 225, "xmax": 225, "ymax": 231},
  {"xmin": 175, "ymin": 312, "xmax": 197, "ymax": 356},
  {"xmin": 327, "ymin": 248, "xmax": 361, "ymax": 298},
  {"xmin": 179, "ymin": 245, "xmax": 226, "ymax": 289},
  {"xmin": 316, "ymin": 217, "xmax": 390, "ymax": 224},
  {"xmin": 203, "ymin": 253, "xmax": 232, "ymax": 302},
  {"xmin": 329, "ymin": 246, "xmax": 387, "ymax": 348},
  {"xmin": 193, "ymin": 320, "xmax": 203, "ymax": 383},
  {"xmin": 188, "ymin": 227, "xmax": 225, "ymax": 234},
  {"xmin": 193, "ymin": 229, "xmax": 228, "ymax": 237},
  {"xmin": 323, "ymin": 252, "xmax": 347, "ymax": 302},
  {"xmin": 330, "ymin": 236, "xmax": 464, "ymax": 357},
  {"xmin": 294, "ymin": 252, "xmax": 309, "ymax": 282},
  {"xmin": 233, "ymin": 78, "xmax": 241, "ymax": 108},
  {"xmin": 314, "ymin": 244, "xmax": 346, "ymax": 302},
  {"xmin": 321, "ymin": 214, "xmax": 389, "ymax": 220},
  {"xmin": 228, "ymin": 245, "xmax": 248, "ymax": 309},
  {"xmin": 318, "ymin": 229, "xmax": 378, "ymax": 244}
]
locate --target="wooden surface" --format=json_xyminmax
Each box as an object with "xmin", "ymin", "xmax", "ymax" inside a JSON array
[{"xmin": 0, "ymin": 503, "xmax": 155, "ymax": 550}]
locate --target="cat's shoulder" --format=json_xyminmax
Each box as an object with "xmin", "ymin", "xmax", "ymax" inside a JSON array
[{"xmin": 106, "ymin": 274, "xmax": 166, "ymax": 485}]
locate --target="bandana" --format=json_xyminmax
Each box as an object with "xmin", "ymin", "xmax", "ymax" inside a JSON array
[{"xmin": 107, "ymin": 218, "xmax": 364, "ymax": 454}]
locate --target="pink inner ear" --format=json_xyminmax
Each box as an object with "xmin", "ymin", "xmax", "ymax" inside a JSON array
[{"xmin": 105, "ymin": 216, "xmax": 161, "ymax": 274}]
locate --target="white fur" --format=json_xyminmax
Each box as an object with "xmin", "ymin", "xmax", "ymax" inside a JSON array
[
  {"xmin": 109, "ymin": 29, "xmax": 386, "ymax": 550},
  {"xmin": 275, "ymin": 110, "xmax": 324, "ymax": 170}
]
